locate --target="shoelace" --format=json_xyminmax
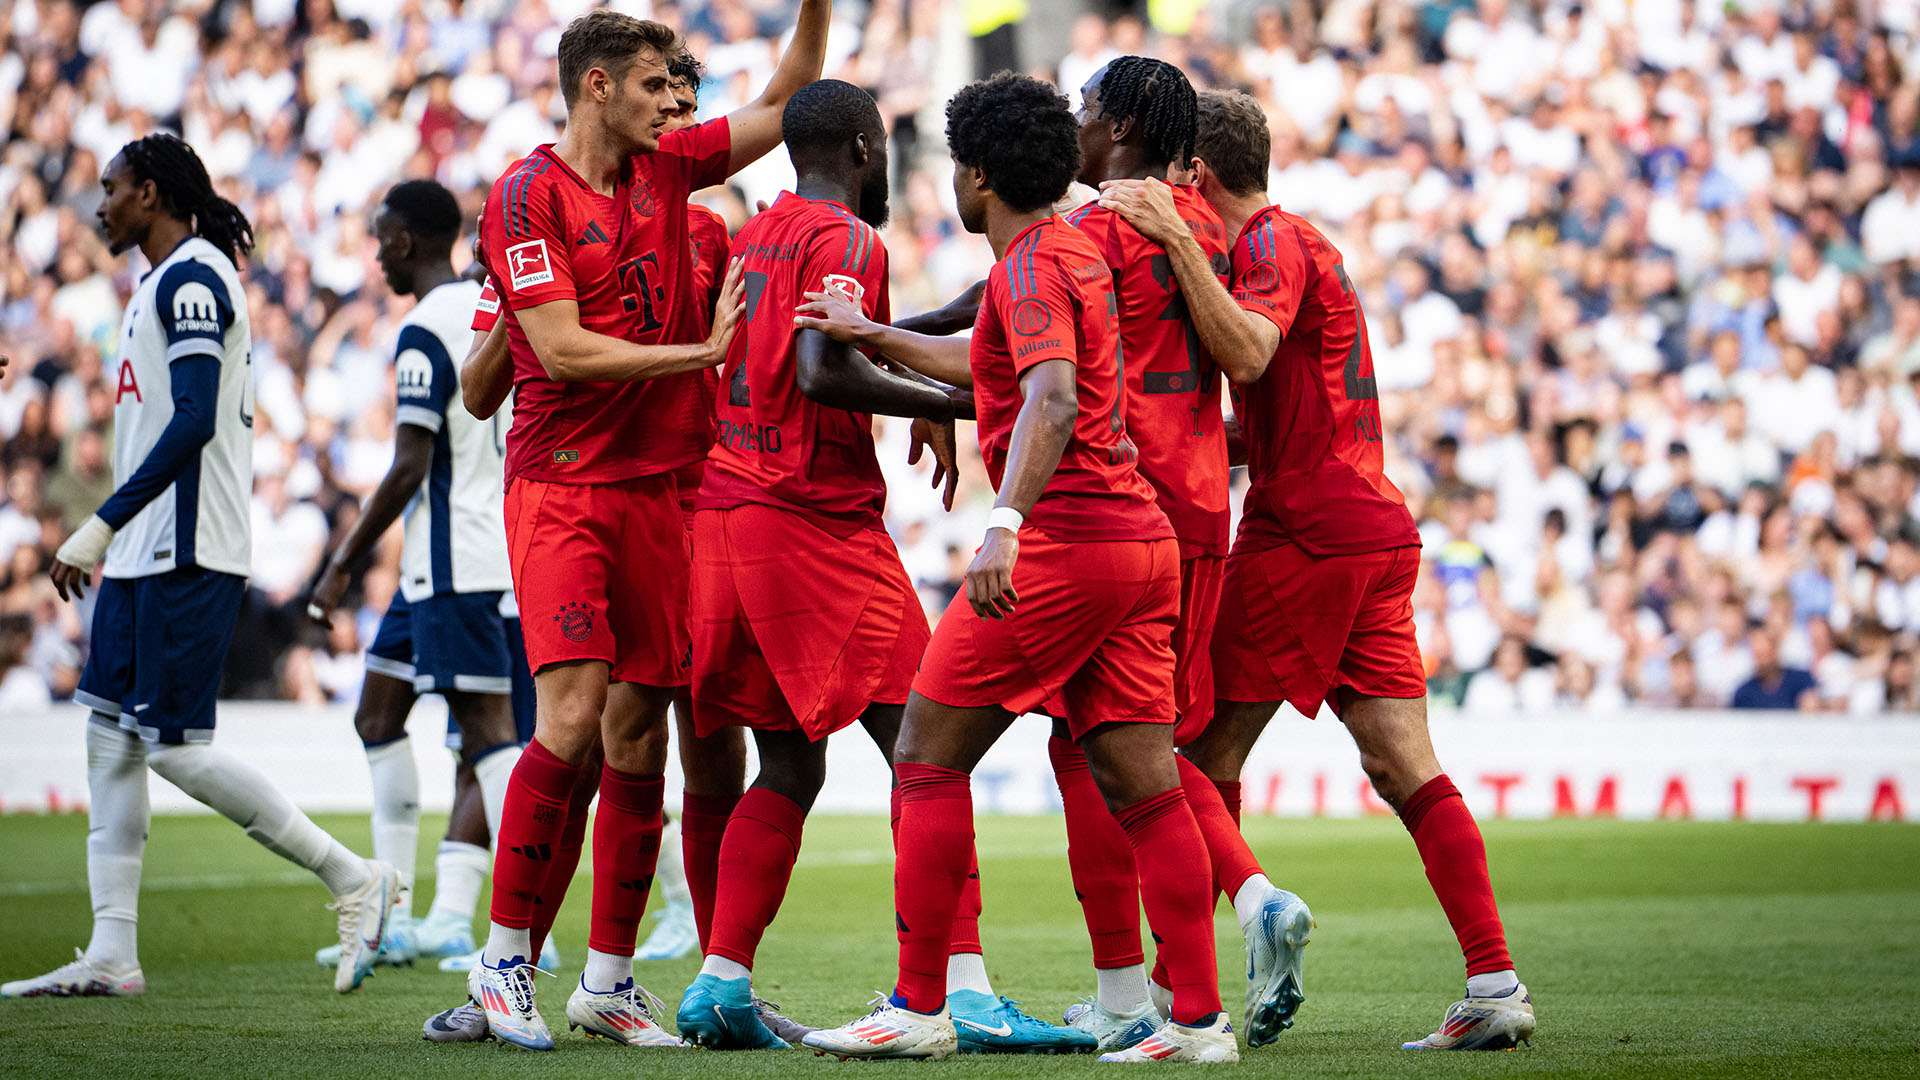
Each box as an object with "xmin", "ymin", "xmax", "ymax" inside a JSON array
[
  {"xmin": 997, "ymin": 997, "xmax": 1049, "ymax": 1030},
  {"xmin": 499, "ymin": 960, "xmax": 556, "ymax": 1016},
  {"xmin": 50, "ymin": 947, "xmax": 92, "ymax": 981}
]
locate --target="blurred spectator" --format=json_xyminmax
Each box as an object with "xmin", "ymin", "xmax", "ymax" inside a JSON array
[{"xmin": 1731, "ymin": 626, "xmax": 1819, "ymax": 709}]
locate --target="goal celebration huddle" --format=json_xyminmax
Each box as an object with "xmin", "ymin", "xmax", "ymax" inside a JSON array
[{"xmin": 6, "ymin": 0, "xmax": 1533, "ymax": 1062}]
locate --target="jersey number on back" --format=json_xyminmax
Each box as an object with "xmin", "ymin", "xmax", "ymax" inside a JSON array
[
  {"xmin": 728, "ymin": 271, "xmax": 771, "ymax": 407},
  {"xmin": 1332, "ymin": 264, "xmax": 1383, "ymax": 443}
]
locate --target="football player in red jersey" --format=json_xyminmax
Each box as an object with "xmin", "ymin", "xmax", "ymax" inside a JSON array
[
  {"xmin": 1055, "ymin": 57, "xmax": 1310, "ymax": 1052},
  {"xmin": 798, "ymin": 73, "xmax": 1235, "ymax": 1066},
  {"xmin": 454, "ymin": 53, "xmax": 759, "ymax": 988},
  {"xmin": 462, "ymin": 6, "xmax": 834, "ymax": 1053},
  {"xmin": 670, "ymin": 77, "xmax": 967, "ymax": 1052},
  {"xmin": 1098, "ymin": 90, "xmax": 1535, "ymax": 1052}
]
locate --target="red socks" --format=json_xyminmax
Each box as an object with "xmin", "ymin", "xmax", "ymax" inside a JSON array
[
  {"xmin": 891, "ymin": 762, "xmax": 973, "ymax": 1013},
  {"xmin": 1115, "ymin": 788, "xmax": 1221, "ymax": 1025},
  {"xmin": 1178, "ymin": 756, "xmax": 1262, "ymax": 899},
  {"xmin": 1401, "ymin": 774, "xmax": 1513, "ymax": 977},
  {"xmin": 681, "ymin": 791, "xmax": 739, "ymax": 950},
  {"xmin": 948, "ymin": 850, "xmax": 983, "ymax": 956},
  {"xmin": 706, "ymin": 788, "xmax": 807, "ymax": 968},
  {"xmin": 1216, "ymin": 778, "xmax": 1243, "ymax": 825},
  {"xmin": 1049, "ymin": 737, "xmax": 1144, "ymax": 968},
  {"xmin": 488, "ymin": 738, "xmax": 580, "ymax": 932},
  {"xmin": 588, "ymin": 765, "xmax": 664, "ymax": 957},
  {"xmin": 529, "ymin": 763, "xmax": 598, "ymax": 957}
]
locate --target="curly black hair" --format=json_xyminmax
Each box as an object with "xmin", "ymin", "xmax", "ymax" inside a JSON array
[
  {"xmin": 784, "ymin": 78, "xmax": 883, "ymax": 155},
  {"xmin": 382, "ymin": 179, "xmax": 463, "ymax": 249},
  {"xmin": 945, "ymin": 72, "xmax": 1080, "ymax": 213},
  {"xmin": 119, "ymin": 133, "xmax": 253, "ymax": 264},
  {"xmin": 1093, "ymin": 56, "xmax": 1197, "ymax": 172}
]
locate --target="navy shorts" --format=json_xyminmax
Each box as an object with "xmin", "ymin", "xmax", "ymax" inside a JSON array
[
  {"xmin": 412, "ymin": 590, "xmax": 512, "ymax": 696},
  {"xmin": 75, "ymin": 567, "xmax": 245, "ymax": 745},
  {"xmin": 442, "ymin": 592, "xmax": 534, "ymax": 753},
  {"xmin": 365, "ymin": 589, "xmax": 415, "ymax": 685}
]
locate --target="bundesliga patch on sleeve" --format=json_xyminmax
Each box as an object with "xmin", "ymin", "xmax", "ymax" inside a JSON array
[
  {"xmin": 506, "ymin": 239, "xmax": 554, "ymax": 290},
  {"xmin": 476, "ymin": 281, "xmax": 500, "ymax": 314}
]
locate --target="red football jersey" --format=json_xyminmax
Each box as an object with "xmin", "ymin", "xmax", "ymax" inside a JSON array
[
  {"xmin": 1228, "ymin": 206, "xmax": 1419, "ymax": 556},
  {"xmin": 481, "ymin": 119, "xmax": 731, "ymax": 485},
  {"xmin": 687, "ymin": 203, "xmax": 732, "ymax": 336},
  {"xmin": 1065, "ymin": 185, "xmax": 1232, "ymax": 557},
  {"xmin": 699, "ymin": 193, "xmax": 892, "ymax": 532},
  {"xmin": 970, "ymin": 217, "xmax": 1170, "ymax": 544},
  {"xmin": 683, "ymin": 202, "xmax": 730, "ymax": 433}
]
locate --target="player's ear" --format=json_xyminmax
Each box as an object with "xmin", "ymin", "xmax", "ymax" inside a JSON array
[
  {"xmin": 1187, "ymin": 156, "xmax": 1214, "ymax": 192},
  {"xmin": 1110, "ymin": 114, "xmax": 1134, "ymax": 144},
  {"xmin": 852, "ymin": 131, "xmax": 871, "ymax": 168}
]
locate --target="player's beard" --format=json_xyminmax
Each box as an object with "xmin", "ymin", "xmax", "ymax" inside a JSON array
[{"xmin": 857, "ymin": 156, "xmax": 890, "ymax": 229}]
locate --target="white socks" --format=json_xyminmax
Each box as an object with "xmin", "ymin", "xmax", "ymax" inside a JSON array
[
  {"xmin": 656, "ymin": 817, "xmax": 691, "ymax": 908},
  {"xmin": 946, "ymin": 952, "xmax": 994, "ymax": 996},
  {"xmin": 1232, "ymin": 874, "xmax": 1276, "ymax": 929},
  {"xmin": 699, "ymin": 955, "xmax": 751, "ymax": 981},
  {"xmin": 364, "ymin": 738, "xmax": 419, "ymax": 918},
  {"xmin": 1467, "ymin": 970, "xmax": 1520, "ymax": 998},
  {"xmin": 428, "ymin": 841, "xmax": 491, "ymax": 924},
  {"xmin": 1096, "ymin": 963, "xmax": 1152, "ymax": 1015},
  {"xmin": 83, "ymin": 720, "xmax": 148, "ymax": 972},
  {"xmin": 483, "ymin": 922, "xmax": 533, "ymax": 967},
  {"xmin": 472, "ymin": 743, "xmax": 521, "ymax": 842},
  {"xmin": 146, "ymin": 742, "xmax": 370, "ymax": 897},
  {"xmin": 582, "ymin": 948, "xmax": 634, "ymax": 992}
]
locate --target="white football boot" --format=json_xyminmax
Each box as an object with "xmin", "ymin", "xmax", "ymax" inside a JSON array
[
  {"xmin": 565, "ymin": 976, "xmax": 685, "ymax": 1047},
  {"xmin": 802, "ymin": 995, "xmax": 959, "ymax": 1060},
  {"xmin": 1402, "ymin": 984, "xmax": 1535, "ymax": 1050},
  {"xmin": 1, "ymin": 949, "xmax": 146, "ymax": 998},
  {"xmin": 1063, "ymin": 997, "xmax": 1161, "ymax": 1053},
  {"xmin": 469, "ymin": 953, "xmax": 554, "ymax": 1050},
  {"xmin": 328, "ymin": 861, "xmax": 401, "ymax": 993},
  {"xmin": 1097, "ymin": 1014, "xmax": 1239, "ymax": 1063}
]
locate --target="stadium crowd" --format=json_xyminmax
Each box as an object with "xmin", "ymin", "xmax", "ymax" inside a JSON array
[{"xmin": 0, "ymin": 0, "xmax": 1914, "ymax": 715}]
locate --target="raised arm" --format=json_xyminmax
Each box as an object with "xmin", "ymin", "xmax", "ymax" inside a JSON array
[
  {"xmin": 965, "ymin": 358, "xmax": 1078, "ymax": 620},
  {"xmin": 795, "ymin": 287, "xmax": 973, "ymax": 387},
  {"xmin": 519, "ymin": 260, "xmax": 744, "ymax": 383},
  {"xmin": 893, "ymin": 279, "xmax": 986, "ymax": 336},
  {"xmin": 1098, "ymin": 179, "xmax": 1281, "ymax": 384},
  {"xmin": 723, "ymin": 0, "xmax": 832, "ymax": 174}
]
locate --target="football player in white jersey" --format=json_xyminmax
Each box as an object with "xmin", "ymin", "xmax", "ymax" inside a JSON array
[
  {"xmin": 306, "ymin": 181, "xmax": 528, "ymax": 973},
  {"xmin": 1, "ymin": 134, "xmax": 399, "ymax": 1000}
]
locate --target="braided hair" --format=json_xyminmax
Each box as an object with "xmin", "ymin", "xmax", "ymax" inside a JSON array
[
  {"xmin": 1093, "ymin": 56, "xmax": 1198, "ymax": 173},
  {"xmin": 120, "ymin": 133, "xmax": 254, "ymax": 264}
]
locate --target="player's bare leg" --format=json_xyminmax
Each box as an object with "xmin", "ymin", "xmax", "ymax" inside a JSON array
[{"xmin": 1337, "ymin": 692, "xmax": 1532, "ymax": 1050}]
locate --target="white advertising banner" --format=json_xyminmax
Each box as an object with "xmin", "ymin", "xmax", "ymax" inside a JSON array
[{"xmin": 1, "ymin": 704, "xmax": 1915, "ymax": 823}]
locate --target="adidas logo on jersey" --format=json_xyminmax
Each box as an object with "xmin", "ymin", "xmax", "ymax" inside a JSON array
[
  {"xmin": 170, "ymin": 281, "xmax": 221, "ymax": 335},
  {"xmin": 577, "ymin": 221, "xmax": 611, "ymax": 246}
]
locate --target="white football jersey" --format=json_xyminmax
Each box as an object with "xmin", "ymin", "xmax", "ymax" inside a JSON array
[
  {"xmin": 394, "ymin": 278, "xmax": 512, "ymax": 601},
  {"xmin": 103, "ymin": 237, "xmax": 254, "ymax": 579}
]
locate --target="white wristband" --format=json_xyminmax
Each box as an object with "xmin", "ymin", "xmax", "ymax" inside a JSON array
[
  {"xmin": 986, "ymin": 506, "xmax": 1024, "ymax": 535},
  {"xmin": 55, "ymin": 514, "xmax": 115, "ymax": 572}
]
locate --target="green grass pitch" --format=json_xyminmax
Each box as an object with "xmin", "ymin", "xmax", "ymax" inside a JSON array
[{"xmin": 2, "ymin": 813, "xmax": 1918, "ymax": 1078}]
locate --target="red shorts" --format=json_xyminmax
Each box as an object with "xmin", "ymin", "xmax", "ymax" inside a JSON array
[
  {"xmin": 915, "ymin": 533, "xmax": 1179, "ymax": 741},
  {"xmin": 1171, "ymin": 554, "xmax": 1224, "ymax": 745},
  {"xmin": 690, "ymin": 504, "xmax": 929, "ymax": 740},
  {"xmin": 1212, "ymin": 541, "xmax": 1425, "ymax": 716},
  {"xmin": 671, "ymin": 459, "xmax": 705, "ymax": 534},
  {"xmin": 505, "ymin": 472, "xmax": 692, "ymax": 688}
]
